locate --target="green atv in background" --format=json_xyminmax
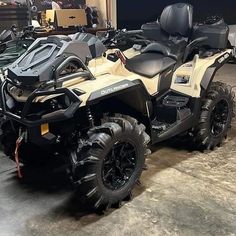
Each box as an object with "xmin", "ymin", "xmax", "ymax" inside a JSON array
[{"xmin": 0, "ymin": 26, "xmax": 35, "ymax": 79}]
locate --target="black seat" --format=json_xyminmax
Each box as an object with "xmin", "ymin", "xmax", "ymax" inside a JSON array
[
  {"xmin": 142, "ymin": 3, "xmax": 193, "ymax": 60},
  {"xmin": 125, "ymin": 3, "xmax": 193, "ymax": 77},
  {"xmin": 125, "ymin": 53, "xmax": 176, "ymax": 78},
  {"xmin": 141, "ymin": 40, "xmax": 187, "ymax": 61},
  {"xmin": 160, "ymin": 3, "xmax": 193, "ymax": 38}
]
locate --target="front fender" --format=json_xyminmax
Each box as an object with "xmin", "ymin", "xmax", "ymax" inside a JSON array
[{"xmin": 87, "ymin": 80, "xmax": 152, "ymax": 115}]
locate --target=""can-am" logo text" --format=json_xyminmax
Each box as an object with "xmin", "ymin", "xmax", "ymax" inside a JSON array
[{"xmin": 218, "ymin": 53, "xmax": 230, "ymax": 64}]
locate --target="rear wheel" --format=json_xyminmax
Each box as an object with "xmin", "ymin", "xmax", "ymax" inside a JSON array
[
  {"xmin": 71, "ymin": 114, "xmax": 150, "ymax": 210},
  {"xmin": 194, "ymin": 82, "xmax": 235, "ymax": 150}
]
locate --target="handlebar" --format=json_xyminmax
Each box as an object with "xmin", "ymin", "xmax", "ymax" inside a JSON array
[
  {"xmin": 119, "ymin": 29, "xmax": 143, "ymax": 35},
  {"xmin": 103, "ymin": 29, "xmax": 148, "ymax": 48}
]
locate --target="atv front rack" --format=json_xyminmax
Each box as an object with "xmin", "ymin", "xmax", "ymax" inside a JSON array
[
  {"xmin": 0, "ymin": 78, "xmax": 84, "ymax": 127},
  {"xmin": 45, "ymin": 55, "xmax": 95, "ymax": 89}
]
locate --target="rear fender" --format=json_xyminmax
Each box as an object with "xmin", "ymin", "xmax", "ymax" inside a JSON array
[
  {"xmin": 201, "ymin": 51, "xmax": 232, "ymax": 91},
  {"xmin": 171, "ymin": 50, "xmax": 232, "ymax": 98}
]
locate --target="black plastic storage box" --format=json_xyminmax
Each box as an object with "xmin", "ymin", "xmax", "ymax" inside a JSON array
[
  {"xmin": 141, "ymin": 22, "xmax": 168, "ymax": 41},
  {"xmin": 193, "ymin": 24, "xmax": 229, "ymax": 49}
]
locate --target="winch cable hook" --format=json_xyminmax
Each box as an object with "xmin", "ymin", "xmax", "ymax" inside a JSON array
[{"xmin": 14, "ymin": 132, "xmax": 25, "ymax": 178}]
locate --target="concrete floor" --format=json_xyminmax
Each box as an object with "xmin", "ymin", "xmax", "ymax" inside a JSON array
[{"xmin": 0, "ymin": 64, "xmax": 236, "ymax": 236}]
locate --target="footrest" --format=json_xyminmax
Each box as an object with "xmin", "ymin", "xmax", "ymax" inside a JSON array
[{"xmin": 163, "ymin": 95, "xmax": 189, "ymax": 107}]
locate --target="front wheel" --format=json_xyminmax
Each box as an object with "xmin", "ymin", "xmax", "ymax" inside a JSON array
[
  {"xmin": 71, "ymin": 114, "xmax": 150, "ymax": 210},
  {"xmin": 194, "ymin": 82, "xmax": 235, "ymax": 150}
]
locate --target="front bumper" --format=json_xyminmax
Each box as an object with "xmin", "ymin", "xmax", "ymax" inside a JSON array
[{"xmin": 0, "ymin": 79, "xmax": 83, "ymax": 127}]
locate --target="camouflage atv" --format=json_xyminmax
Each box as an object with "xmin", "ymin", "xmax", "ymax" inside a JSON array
[{"xmin": 0, "ymin": 3, "xmax": 234, "ymax": 210}]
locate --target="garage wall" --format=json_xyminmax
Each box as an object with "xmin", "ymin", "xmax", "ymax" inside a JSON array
[
  {"xmin": 87, "ymin": 0, "xmax": 106, "ymax": 27},
  {"xmin": 117, "ymin": 0, "xmax": 236, "ymax": 29},
  {"xmin": 86, "ymin": 0, "xmax": 117, "ymax": 28}
]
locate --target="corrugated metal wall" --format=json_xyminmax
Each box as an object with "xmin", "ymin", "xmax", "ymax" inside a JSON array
[{"xmin": 0, "ymin": 6, "xmax": 29, "ymax": 32}]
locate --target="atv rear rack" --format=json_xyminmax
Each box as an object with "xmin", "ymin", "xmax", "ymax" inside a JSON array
[{"xmin": 0, "ymin": 78, "xmax": 84, "ymax": 126}]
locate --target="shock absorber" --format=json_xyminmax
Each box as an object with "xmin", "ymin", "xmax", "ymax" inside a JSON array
[{"xmin": 86, "ymin": 106, "xmax": 94, "ymax": 127}]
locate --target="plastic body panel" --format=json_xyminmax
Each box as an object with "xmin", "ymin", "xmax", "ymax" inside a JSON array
[{"xmin": 193, "ymin": 24, "xmax": 229, "ymax": 49}]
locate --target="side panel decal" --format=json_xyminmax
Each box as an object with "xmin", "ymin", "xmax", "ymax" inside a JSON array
[
  {"xmin": 87, "ymin": 80, "xmax": 136, "ymax": 104},
  {"xmin": 201, "ymin": 52, "xmax": 231, "ymax": 90}
]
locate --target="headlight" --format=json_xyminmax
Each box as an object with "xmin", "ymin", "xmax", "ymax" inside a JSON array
[
  {"xmin": 48, "ymin": 95, "xmax": 73, "ymax": 110},
  {"xmin": 49, "ymin": 99, "xmax": 59, "ymax": 110}
]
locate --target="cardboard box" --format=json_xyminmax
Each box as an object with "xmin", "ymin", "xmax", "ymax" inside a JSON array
[{"xmin": 46, "ymin": 9, "xmax": 87, "ymax": 28}]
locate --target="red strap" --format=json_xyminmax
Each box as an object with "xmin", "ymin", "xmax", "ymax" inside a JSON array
[
  {"xmin": 115, "ymin": 50, "xmax": 127, "ymax": 65},
  {"xmin": 14, "ymin": 137, "xmax": 23, "ymax": 178}
]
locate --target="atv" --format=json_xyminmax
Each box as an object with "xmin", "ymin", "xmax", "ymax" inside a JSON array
[
  {"xmin": 0, "ymin": 25, "xmax": 18, "ymax": 53},
  {"xmin": 0, "ymin": 3, "xmax": 235, "ymax": 210},
  {"xmin": 0, "ymin": 26, "xmax": 35, "ymax": 79}
]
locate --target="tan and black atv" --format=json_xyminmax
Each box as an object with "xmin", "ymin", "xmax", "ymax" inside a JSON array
[{"xmin": 0, "ymin": 3, "xmax": 235, "ymax": 210}]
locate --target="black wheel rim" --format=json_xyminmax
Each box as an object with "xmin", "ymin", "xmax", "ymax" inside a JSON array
[
  {"xmin": 102, "ymin": 141, "xmax": 137, "ymax": 190},
  {"xmin": 210, "ymin": 99, "xmax": 229, "ymax": 137}
]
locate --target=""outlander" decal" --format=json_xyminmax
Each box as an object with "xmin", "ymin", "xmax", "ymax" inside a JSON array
[{"xmin": 100, "ymin": 83, "xmax": 130, "ymax": 95}]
